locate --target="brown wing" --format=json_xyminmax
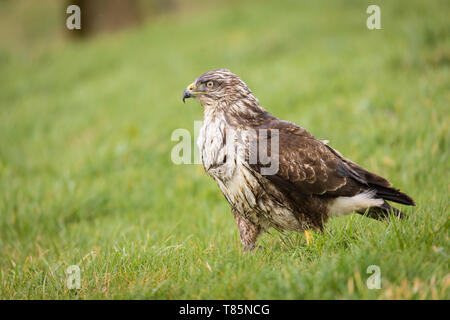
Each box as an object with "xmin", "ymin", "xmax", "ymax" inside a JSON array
[
  {"xmin": 247, "ymin": 119, "xmax": 367, "ymax": 197},
  {"xmin": 246, "ymin": 117, "xmax": 414, "ymax": 206}
]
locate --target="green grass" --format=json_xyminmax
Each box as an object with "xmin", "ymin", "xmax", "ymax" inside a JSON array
[{"xmin": 0, "ymin": 0, "xmax": 449, "ymax": 299}]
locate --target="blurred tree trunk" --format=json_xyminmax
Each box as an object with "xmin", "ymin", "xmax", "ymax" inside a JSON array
[{"xmin": 67, "ymin": 0, "xmax": 142, "ymax": 37}]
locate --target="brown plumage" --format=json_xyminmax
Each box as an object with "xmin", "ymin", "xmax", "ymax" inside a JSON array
[{"xmin": 182, "ymin": 68, "xmax": 415, "ymax": 251}]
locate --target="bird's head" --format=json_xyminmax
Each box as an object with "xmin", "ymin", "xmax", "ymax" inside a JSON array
[{"xmin": 182, "ymin": 68, "xmax": 254, "ymax": 107}]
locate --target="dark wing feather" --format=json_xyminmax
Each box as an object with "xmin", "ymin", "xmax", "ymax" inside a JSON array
[
  {"xmin": 249, "ymin": 119, "xmax": 362, "ymax": 197},
  {"xmin": 248, "ymin": 118, "xmax": 415, "ymax": 206},
  {"xmin": 323, "ymin": 144, "xmax": 415, "ymax": 205},
  {"xmin": 324, "ymin": 144, "xmax": 391, "ymax": 187}
]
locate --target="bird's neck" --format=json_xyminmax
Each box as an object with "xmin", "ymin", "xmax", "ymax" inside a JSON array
[{"xmin": 203, "ymin": 95, "xmax": 270, "ymax": 127}]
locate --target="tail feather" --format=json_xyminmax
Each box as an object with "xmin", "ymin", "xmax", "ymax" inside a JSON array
[
  {"xmin": 357, "ymin": 184, "xmax": 414, "ymax": 220},
  {"xmin": 358, "ymin": 201, "xmax": 406, "ymax": 220},
  {"xmin": 371, "ymin": 185, "xmax": 415, "ymax": 206}
]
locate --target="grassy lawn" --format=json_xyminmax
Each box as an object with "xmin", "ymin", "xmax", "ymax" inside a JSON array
[{"xmin": 0, "ymin": 0, "xmax": 449, "ymax": 299}]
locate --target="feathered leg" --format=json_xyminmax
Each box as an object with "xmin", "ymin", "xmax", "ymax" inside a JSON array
[{"xmin": 233, "ymin": 210, "xmax": 261, "ymax": 251}]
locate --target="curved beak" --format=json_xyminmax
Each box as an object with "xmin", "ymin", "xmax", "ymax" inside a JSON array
[{"xmin": 182, "ymin": 82, "xmax": 195, "ymax": 103}]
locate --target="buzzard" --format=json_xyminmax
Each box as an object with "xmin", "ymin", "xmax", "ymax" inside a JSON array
[{"xmin": 182, "ymin": 68, "xmax": 415, "ymax": 251}]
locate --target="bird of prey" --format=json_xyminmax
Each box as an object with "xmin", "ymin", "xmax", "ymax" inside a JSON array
[{"xmin": 182, "ymin": 68, "xmax": 415, "ymax": 251}]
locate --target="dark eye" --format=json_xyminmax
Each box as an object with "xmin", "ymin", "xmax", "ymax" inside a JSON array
[{"xmin": 206, "ymin": 81, "xmax": 214, "ymax": 88}]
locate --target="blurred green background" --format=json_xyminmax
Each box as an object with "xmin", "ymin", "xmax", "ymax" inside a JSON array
[{"xmin": 0, "ymin": 0, "xmax": 449, "ymax": 299}]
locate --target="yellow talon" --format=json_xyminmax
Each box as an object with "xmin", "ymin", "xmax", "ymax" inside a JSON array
[{"xmin": 304, "ymin": 230, "xmax": 312, "ymax": 245}]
